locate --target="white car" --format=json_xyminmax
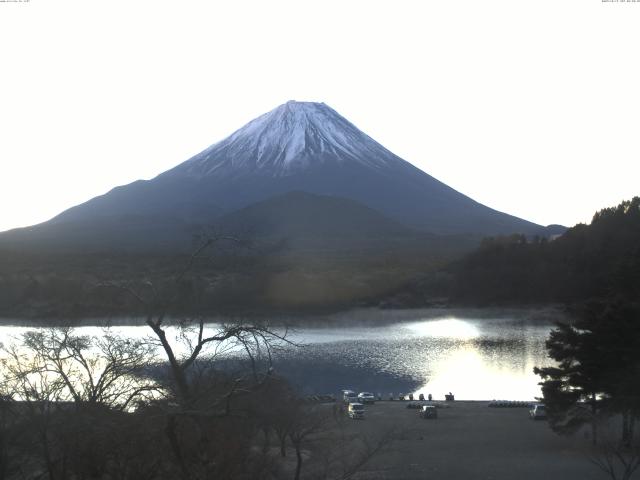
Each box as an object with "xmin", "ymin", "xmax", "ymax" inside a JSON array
[
  {"xmin": 529, "ymin": 403, "xmax": 547, "ymax": 420},
  {"xmin": 358, "ymin": 392, "xmax": 376, "ymax": 404},
  {"xmin": 342, "ymin": 390, "xmax": 358, "ymax": 404}
]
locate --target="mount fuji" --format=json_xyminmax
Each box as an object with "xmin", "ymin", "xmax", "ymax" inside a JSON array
[{"xmin": 1, "ymin": 101, "xmax": 550, "ymax": 252}]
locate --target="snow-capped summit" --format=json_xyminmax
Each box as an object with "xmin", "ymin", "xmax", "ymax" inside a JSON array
[{"xmin": 177, "ymin": 101, "xmax": 403, "ymax": 177}]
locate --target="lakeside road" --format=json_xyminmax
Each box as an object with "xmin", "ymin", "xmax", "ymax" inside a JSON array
[{"xmin": 337, "ymin": 401, "xmax": 600, "ymax": 480}]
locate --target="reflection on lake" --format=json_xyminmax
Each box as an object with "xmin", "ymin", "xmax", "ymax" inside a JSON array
[
  {"xmin": 0, "ymin": 309, "xmax": 557, "ymax": 401},
  {"xmin": 279, "ymin": 315, "xmax": 554, "ymax": 400}
]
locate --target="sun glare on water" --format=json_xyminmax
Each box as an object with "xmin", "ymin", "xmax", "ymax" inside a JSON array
[{"xmin": 402, "ymin": 318, "xmax": 480, "ymax": 341}]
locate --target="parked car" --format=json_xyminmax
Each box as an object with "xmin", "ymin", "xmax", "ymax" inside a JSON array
[
  {"xmin": 419, "ymin": 405, "xmax": 438, "ymax": 419},
  {"xmin": 348, "ymin": 402, "xmax": 365, "ymax": 419},
  {"xmin": 342, "ymin": 390, "xmax": 358, "ymax": 404},
  {"xmin": 358, "ymin": 392, "xmax": 376, "ymax": 404},
  {"xmin": 529, "ymin": 403, "xmax": 546, "ymax": 420}
]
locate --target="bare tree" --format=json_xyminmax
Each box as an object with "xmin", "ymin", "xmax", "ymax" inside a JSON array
[
  {"xmin": 589, "ymin": 416, "xmax": 640, "ymax": 480},
  {"xmin": 281, "ymin": 403, "xmax": 327, "ymax": 480},
  {"xmin": 312, "ymin": 413, "xmax": 399, "ymax": 480},
  {"xmin": 101, "ymin": 233, "xmax": 293, "ymax": 407},
  {"xmin": 15, "ymin": 327, "xmax": 159, "ymax": 410},
  {"xmin": 250, "ymin": 393, "xmax": 400, "ymax": 480},
  {"xmin": 1, "ymin": 328, "xmax": 160, "ymax": 480},
  {"xmin": 1, "ymin": 341, "xmax": 70, "ymax": 480},
  {"xmin": 0, "ymin": 394, "xmax": 22, "ymax": 480},
  {"xmin": 97, "ymin": 233, "xmax": 299, "ymax": 480}
]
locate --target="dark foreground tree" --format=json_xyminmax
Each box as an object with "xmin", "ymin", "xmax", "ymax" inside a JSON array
[{"xmin": 535, "ymin": 301, "xmax": 640, "ymax": 446}]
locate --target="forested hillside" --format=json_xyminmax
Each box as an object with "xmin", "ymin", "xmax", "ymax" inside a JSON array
[{"xmin": 449, "ymin": 197, "xmax": 640, "ymax": 305}]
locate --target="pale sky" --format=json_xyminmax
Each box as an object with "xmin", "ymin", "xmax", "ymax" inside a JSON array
[{"xmin": 1, "ymin": 0, "xmax": 639, "ymax": 233}]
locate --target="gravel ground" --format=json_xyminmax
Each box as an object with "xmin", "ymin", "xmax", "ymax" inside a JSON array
[{"xmin": 336, "ymin": 401, "xmax": 603, "ymax": 480}]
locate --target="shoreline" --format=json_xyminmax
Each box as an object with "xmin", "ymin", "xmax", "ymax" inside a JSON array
[{"xmin": 0, "ymin": 304, "xmax": 565, "ymax": 327}]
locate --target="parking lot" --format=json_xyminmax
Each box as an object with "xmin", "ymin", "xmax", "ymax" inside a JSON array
[{"xmin": 337, "ymin": 400, "xmax": 601, "ymax": 480}]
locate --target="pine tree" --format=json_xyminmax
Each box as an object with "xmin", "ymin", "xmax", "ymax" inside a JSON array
[{"xmin": 534, "ymin": 301, "xmax": 640, "ymax": 445}]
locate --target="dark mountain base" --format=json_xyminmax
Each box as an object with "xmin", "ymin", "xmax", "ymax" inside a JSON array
[{"xmin": 0, "ymin": 237, "xmax": 475, "ymax": 320}]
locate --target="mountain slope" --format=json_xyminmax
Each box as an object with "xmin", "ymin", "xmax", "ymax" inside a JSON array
[
  {"xmin": 217, "ymin": 191, "xmax": 421, "ymax": 250},
  {"xmin": 1, "ymin": 101, "xmax": 547, "ymax": 252}
]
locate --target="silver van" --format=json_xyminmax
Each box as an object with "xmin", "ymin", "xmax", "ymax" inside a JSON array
[{"xmin": 348, "ymin": 402, "xmax": 365, "ymax": 419}]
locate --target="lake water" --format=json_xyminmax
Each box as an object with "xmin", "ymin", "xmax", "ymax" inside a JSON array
[{"xmin": 0, "ymin": 308, "xmax": 558, "ymax": 401}]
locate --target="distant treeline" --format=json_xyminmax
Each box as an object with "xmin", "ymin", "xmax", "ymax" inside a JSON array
[
  {"xmin": 447, "ymin": 197, "xmax": 640, "ymax": 305},
  {"xmin": 0, "ymin": 243, "xmax": 454, "ymax": 319}
]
